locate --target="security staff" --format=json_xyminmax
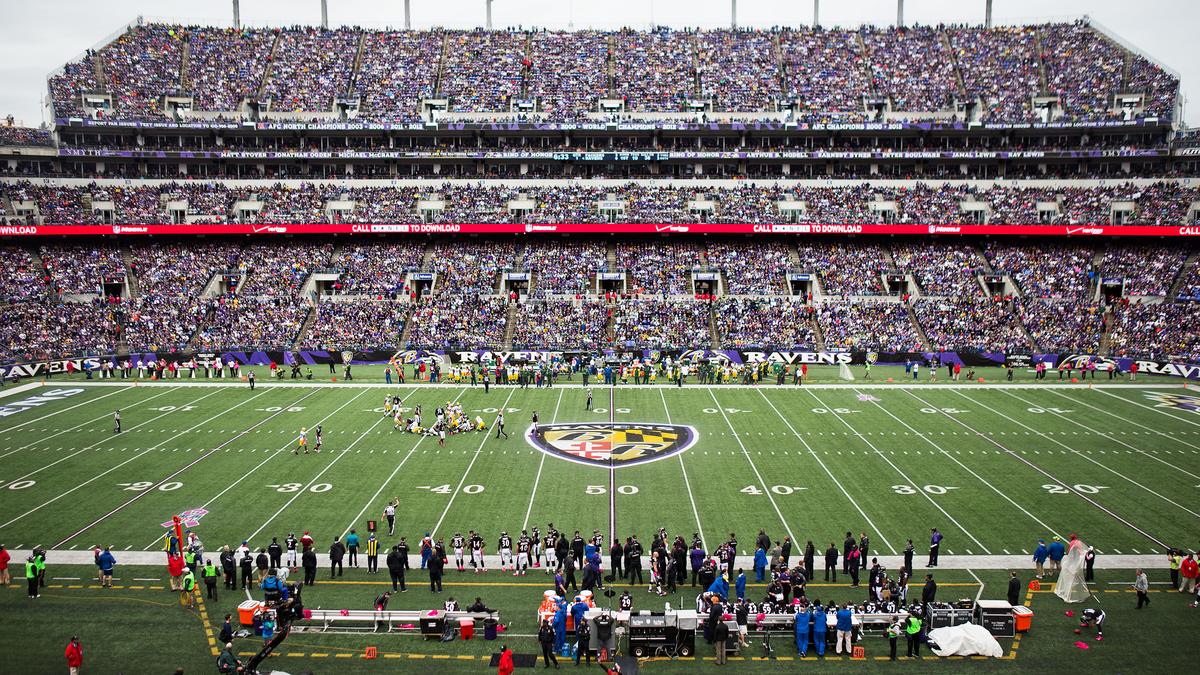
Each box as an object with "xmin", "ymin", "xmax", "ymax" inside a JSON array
[
  {"xmin": 181, "ymin": 567, "xmax": 196, "ymax": 608},
  {"xmin": 627, "ymin": 536, "xmax": 644, "ymax": 586},
  {"xmin": 905, "ymin": 614, "xmax": 922, "ymax": 658},
  {"xmin": 366, "ymin": 534, "xmax": 380, "ymax": 574},
  {"xmin": 202, "ymin": 559, "xmax": 220, "ymax": 601},
  {"xmin": 25, "ymin": 556, "xmax": 39, "ymax": 598}
]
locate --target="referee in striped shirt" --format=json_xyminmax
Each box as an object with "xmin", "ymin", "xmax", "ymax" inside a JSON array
[{"xmin": 366, "ymin": 534, "xmax": 380, "ymax": 574}]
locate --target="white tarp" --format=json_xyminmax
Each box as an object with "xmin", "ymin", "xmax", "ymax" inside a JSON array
[
  {"xmin": 1055, "ymin": 538, "xmax": 1091, "ymax": 603},
  {"xmin": 927, "ymin": 624, "xmax": 1005, "ymax": 658}
]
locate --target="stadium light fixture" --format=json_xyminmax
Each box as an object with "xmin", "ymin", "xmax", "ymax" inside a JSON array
[
  {"xmin": 986, "ymin": 0, "xmax": 994, "ymax": 28},
  {"xmin": 486, "ymin": 0, "xmax": 494, "ymax": 30},
  {"xmin": 897, "ymin": 0, "xmax": 904, "ymax": 27},
  {"xmin": 232, "ymin": 0, "xmax": 240, "ymax": 29},
  {"xmin": 405, "ymin": 0, "xmax": 411, "ymax": 30},
  {"xmin": 813, "ymin": 0, "xmax": 819, "ymax": 28},
  {"xmin": 731, "ymin": 0, "xmax": 737, "ymax": 29},
  {"xmin": 321, "ymin": 0, "xmax": 329, "ymax": 29}
]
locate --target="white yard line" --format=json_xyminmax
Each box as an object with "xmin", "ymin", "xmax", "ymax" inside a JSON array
[
  {"xmin": 953, "ymin": 390, "xmax": 1173, "ymax": 547},
  {"xmin": 0, "ymin": 384, "xmax": 134, "ymax": 434},
  {"xmin": 430, "ymin": 388, "xmax": 518, "ymax": 538},
  {"xmin": 875, "ymin": 388, "xmax": 1064, "ymax": 540},
  {"xmin": 806, "ymin": 389, "xmax": 990, "ymax": 554},
  {"xmin": 1049, "ymin": 390, "xmax": 1200, "ymax": 479},
  {"xmin": 0, "ymin": 387, "xmax": 180, "ymax": 463},
  {"xmin": 0, "ymin": 388, "xmax": 274, "ymax": 532},
  {"xmin": 245, "ymin": 399, "xmax": 393, "ymax": 543},
  {"xmin": 139, "ymin": 389, "xmax": 372, "ymax": 550},
  {"xmin": 661, "ymin": 388, "xmax": 706, "ymax": 553},
  {"xmin": 1092, "ymin": 388, "xmax": 1200, "ymax": 429},
  {"xmin": 707, "ymin": 388, "xmax": 795, "ymax": 543},
  {"xmin": 756, "ymin": 389, "xmax": 895, "ymax": 555},
  {"xmin": 521, "ymin": 388, "xmax": 563, "ymax": 532},
  {"xmin": 342, "ymin": 387, "xmax": 470, "ymax": 540},
  {"xmin": 999, "ymin": 390, "xmax": 1200, "ymax": 519},
  {"xmin": 54, "ymin": 389, "xmax": 322, "ymax": 548},
  {"xmin": 0, "ymin": 388, "xmax": 215, "ymax": 490}
]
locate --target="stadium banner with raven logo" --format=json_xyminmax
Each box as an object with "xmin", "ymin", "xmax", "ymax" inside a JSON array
[{"xmin": 5, "ymin": 350, "xmax": 1199, "ymax": 380}]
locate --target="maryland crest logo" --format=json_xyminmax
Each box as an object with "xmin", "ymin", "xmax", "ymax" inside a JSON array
[
  {"xmin": 1143, "ymin": 391, "xmax": 1200, "ymax": 413},
  {"xmin": 527, "ymin": 423, "xmax": 699, "ymax": 468}
]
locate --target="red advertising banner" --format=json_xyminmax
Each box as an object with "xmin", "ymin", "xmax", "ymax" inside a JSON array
[{"xmin": 2, "ymin": 223, "xmax": 1199, "ymax": 237}]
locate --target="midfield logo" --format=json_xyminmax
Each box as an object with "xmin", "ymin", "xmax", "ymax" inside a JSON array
[
  {"xmin": 528, "ymin": 423, "xmax": 699, "ymax": 468},
  {"xmin": 1143, "ymin": 391, "xmax": 1200, "ymax": 413}
]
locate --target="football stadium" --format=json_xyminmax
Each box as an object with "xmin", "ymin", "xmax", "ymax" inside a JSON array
[{"xmin": 0, "ymin": 0, "xmax": 1198, "ymax": 672}]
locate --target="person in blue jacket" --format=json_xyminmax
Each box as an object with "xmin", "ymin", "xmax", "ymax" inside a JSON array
[
  {"xmin": 735, "ymin": 569, "xmax": 747, "ymax": 601},
  {"xmin": 754, "ymin": 547, "xmax": 768, "ymax": 582},
  {"xmin": 570, "ymin": 596, "xmax": 588, "ymax": 635},
  {"xmin": 1047, "ymin": 537, "xmax": 1066, "ymax": 575},
  {"xmin": 811, "ymin": 602, "xmax": 827, "ymax": 656},
  {"xmin": 707, "ymin": 572, "xmax": 729, "ymax": 601},
  {"xmin": 794, "ymin": 607, "xmax": 812, "ymax": 657},
  {"xmin": 97, "ymin": 547, "xmax": 116, "ymax": 588},
  {"xmin": 1032, "ymin": 539, "xmax": 1049, "ymax": 579},
  {"xmin": 552, "ymin": 599, "xmax": 568, "ymax": 654},
  {"xmin": 835, "ymin": 603, "xmax": 855, "ymax": 655}
]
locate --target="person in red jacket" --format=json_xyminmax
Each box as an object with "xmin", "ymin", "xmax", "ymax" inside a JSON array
[
  {"xmin": 167, "ymin": 552, "xmax": 185, "ymax": 591},
  {"xmin": 497, "ymin": 644, "xmax": 514, "ymax": 675},
  {"xmin": 0, "ymin": 544, "xmax": 10, "ymax": 587},
  {"xmin": 65, "ymin": 636, "xmax": 83, "ymax": 675},
  {"xmin": 1180, "ymin": 553, "xmax": 1199, "ymax": 594}
]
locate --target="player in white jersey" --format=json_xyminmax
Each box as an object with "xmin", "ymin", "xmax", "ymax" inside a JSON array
[
  {"xmin": 384, "ymin": 396, "xmax": 393, "ymax": 416},
  {"xmin": 451, "ymin": 533, "xmax": 466, "ymax": 571},
  {"xmin": 294, "ymin": 428, "xmax": 308, "ymax": 455}
]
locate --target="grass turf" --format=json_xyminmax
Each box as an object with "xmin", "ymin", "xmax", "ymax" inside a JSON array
[{"xmin": 0, "ymin": 368, "xmax": 1197, "ymax": 672}]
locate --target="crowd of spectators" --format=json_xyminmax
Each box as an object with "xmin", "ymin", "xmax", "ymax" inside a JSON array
[
  {"xmin": 193, "ymin": 296, "xmax": 309, "ymax": 350},
  {"xmin": 186, "ymin": 28, "xmax": 275, "ymax": 111},
  {"xmin": 1097, "ymin": 245, "xmax": 1188, "ymax": 296},
  {"xmin": 45, "ymin": 22, "xmax": 1177, "ymax": 123},
  {"xmin": 794, "ymin": 242, "xmax": 886, "ymax": 296},
  {"xmin": 947, "ymin": 26, "xmax": 1041, "ymax": 122},
  {"xmin": 122, "ymin": 295, "xmax": 208, "ymax": 353},
  {"xmin": 301, "ymin": 300, "xmax": 406, "ymax": 350},
  {"xmin": 0, "ymin": 301, "xmax": 120, "ymax": 362},
  {"xmin": 913, "ymin": 296, "xmax": 1028, "ymax": 352},
  {"xmin": 861, "ymin": 26, "xmax": 959, "ymax": 112},
  {"xmin": 5, "ymin": 181, "xmax": 1198, "ymax": 226},
  {"xmin": 522, "ymin": 240, "xmax": 606, "ymax": 297},
  {"xmin": 817, "ymin": 300, "xmax": 921, "ymax": 352},
  {"xmin": 0, "ymin": 126, "xmax": 52, "ymax": 148},
  {"xmin": 406, "ymin": 295, "xmax": 509, "ymax": 348},
  {"xmin": 713, "ymin": 297, "xmax": 815, "ymax": 348},
  {"xmin": 705, "ymin": 241, "xmax": 791, "ymax": 295},
  {"xmin": 353, "ymin": 31, "xmax": 441, "ymax": 121},
  {"xmin": 1015, "ymin": 298, "xmax": 1106, "ymax": 354},
  {"xmin": 1108, "ymin": 300, "xmax": 1200, "ymax": 361},
  {"xmin": 336, "ymin": 242, "xmax": 425, "ymax": 297},
  {"xmin": 439, "ymin": 30, "xmax": 526, "ymax": 112},
  {"xmin": 263, "ymin": 28, "xmax": 360, "ymax": 113},
  {"xmin": 429, "ymin": 240, "xmax": 516, "ymax": 295},
  {"xmin": 616, "ymin": 241, "xmax": 703, "ymax": 295},
  {"xmin": 985, "ymin": 242, "xmax": 1094, "ymax": 299},
  {"xmin": 39, "ymin": 244, "xmax": 126, "ymax": 295},
  {"xmin": 0, "ymin": 246, "xmax": 47, "ymax": 303},
  {"xmin": 891, "ymin": 243, "xmax": 983, "ymax": 296},
  {"xmin": 510, "ymin": 299, "xmax": 609, "ymax": 350},
  {"xmin": 237, "ymin": 242, "xmax": 333, "ymax": 297},
  {"xmin": 610, "ymin": 298, "xmax": 712, "ymax": 348},
  {"xmin": 1176, "ymin": 258, "xmax": 1200, "ymax": 301}
]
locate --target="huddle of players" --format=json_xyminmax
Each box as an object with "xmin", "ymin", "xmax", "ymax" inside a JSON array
[
  {"xmin": 445, "ymin": 525, "xmax": 613, "ymax": 578},
  {"xmin": 385, "ymin": 396, "xmax": 486, "ymax": 437}
]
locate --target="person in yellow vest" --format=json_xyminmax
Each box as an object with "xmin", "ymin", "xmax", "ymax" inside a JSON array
[
  {"xmin": 904, "ymin": 614, "xmax": 922, "ymax": 658},
  {"xmin": 25, "ymin": 556, "xmax": 39, "ymax": 598},
  {"xmin": 366, "ymin": 534, "xmax": 380, "ymax": 574},
  {"xmin": 181, "ymin": 567, "xmax": 196, "ymax": 608},
  {"xmin": 202, "ymin": 559, "xmax": 220, "ymax": 601}
]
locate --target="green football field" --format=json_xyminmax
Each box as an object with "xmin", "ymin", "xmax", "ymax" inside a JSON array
[{"xmin": 0, "ymin": 366, "xmax": 1198, "ymax": 673}]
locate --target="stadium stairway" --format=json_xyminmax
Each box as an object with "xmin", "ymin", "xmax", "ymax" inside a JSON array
[
  {"xmin": 940, "ymin": 30, "xmax": 970, "ymax": 101},
  {"xmin": 255, "ymin": 33, "xmax": 283, "ymax": 101},
  {"xmin": 1167, "ymin": 250, "xmax": 1199, "ymax": 299},
  {"xmin": 120, "ymin": 244, "xmax": 140, "ymax": 298},
  {"xmin": 1033, "ymin": 29, "xmax": 1050, "ymax": 94},
  {"xmin": 1011, "ymin": 298, "xmax": 1040, "ymax": 351},
  {"xmin": 904, "ymin": 302, "xmax": 931, "ymax": 351},
  {"xmin": 501, "ymin": 300, "xmax": 518, "ymax": 350},
  {"xmin": 291, "ymin": 304, "xmax": 318, "ymax": 350}
]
